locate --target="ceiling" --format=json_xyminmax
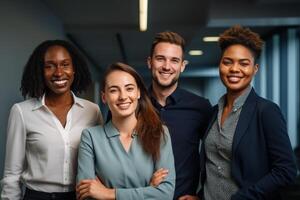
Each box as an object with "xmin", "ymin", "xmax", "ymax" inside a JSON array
[{"xmin": 41, "ymin": 0, "xmax": 300, "ymax": 76}]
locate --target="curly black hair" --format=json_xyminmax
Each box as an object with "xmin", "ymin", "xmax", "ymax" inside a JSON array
[
  {"xmin": 219, "ymin": 25, "xmax": 264, "ymax": 63},
  {"xmin": 20, "ymin": 40, "xmax": 92, "ymax": 98}
]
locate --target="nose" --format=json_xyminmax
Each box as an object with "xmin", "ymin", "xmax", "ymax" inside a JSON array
[
  {"xmin": 53, "ymin": 66, "xmax": 63, "ymax": 76},
  {"xmin": 229, "ymin": 62, "xmax": 240, "ymax": 72},
  {"xmin": 162, "ymin": 60, "xmax": 171, "ymax": 70},
  {"xmin": 118, "ymin": 89, "xmax": 127, "ymax": 100}
]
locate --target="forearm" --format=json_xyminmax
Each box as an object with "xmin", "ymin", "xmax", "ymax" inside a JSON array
[
  {"xmin": 1, "ymin": 175, "xmax": 23, "ymax": 200},
  {"xmin": 116, "ymin": 185, "xmax": 174, "ymax": 200}
]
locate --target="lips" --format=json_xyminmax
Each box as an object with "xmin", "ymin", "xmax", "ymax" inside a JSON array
[
  {"xmin": 159, "ymin": 71, "xmax": 173, "ymax": 79},
  {"xmin": 117, "ymin": 102, "xmax": 131, "ymax": 109},
  {"xmin": 227, "ymin": 76, "xmax": 242, "ymax": 83},
  {"xmin": 52, "ymin": 79, "xmax": 68, "ymax": 87}
]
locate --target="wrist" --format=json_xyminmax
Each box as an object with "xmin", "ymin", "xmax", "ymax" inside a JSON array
[{"xmin": 106, "ymin": 188, "xmax": 116, "ymax": 200}]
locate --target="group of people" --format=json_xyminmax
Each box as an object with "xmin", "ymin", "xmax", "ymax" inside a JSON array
[{"xmin": 1, "ymin": 25, "xmax": 297, "ymax": 200}]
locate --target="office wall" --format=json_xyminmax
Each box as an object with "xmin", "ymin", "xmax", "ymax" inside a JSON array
[{"xmin": 0, "ymin": 0, "xmax": 66, "ymax": 178}]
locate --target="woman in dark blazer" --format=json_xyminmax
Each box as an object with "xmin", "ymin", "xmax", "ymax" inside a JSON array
[{"xmin": 199, "ymin": 25, "xmax": 297, "ymax": 200}]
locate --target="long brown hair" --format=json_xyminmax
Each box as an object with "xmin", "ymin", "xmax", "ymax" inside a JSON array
[{"xmin": 101, "ymin": 62, "xmax": 165, "ymax": 161}]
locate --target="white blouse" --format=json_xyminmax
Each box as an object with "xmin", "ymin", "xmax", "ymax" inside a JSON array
[{"xmin": 1, "ymin": 93, "xmax": 102, "ymax": 200}]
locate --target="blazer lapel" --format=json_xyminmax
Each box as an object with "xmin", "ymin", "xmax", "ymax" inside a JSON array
[
  {"xmin": 232, "ymin": 89, "xmax": 257, "ymax": 152},
  {"xmin": 203, "ymin": 106, "xmax": 218, "ymax": 140}
]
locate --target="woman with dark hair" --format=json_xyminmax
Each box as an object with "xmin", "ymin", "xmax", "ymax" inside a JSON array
[
  {"xmin": 76, "ymin": 62, "xmax": 175, "ymax": 200},
  {"xmin": 1, "ymin": 40, "xmax": 102, "ymax": 200},
  {"xmin": 199, "ymin": 25, "xmax": 297, "ymax": 200}
]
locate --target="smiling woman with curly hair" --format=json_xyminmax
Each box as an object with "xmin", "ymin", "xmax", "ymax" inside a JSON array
[
  {"xmin": 1, "ymin": 40, "xmax": 102, "ymax": 200},
  {"xmin": 199, "ymin": 25, "xmax": 297, "ymax": 200}
]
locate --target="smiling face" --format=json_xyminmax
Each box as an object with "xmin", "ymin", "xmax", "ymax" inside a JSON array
[
  {"xmin": 102, "ymin": 70, "xmax": 141, "ymax": 119},
  {"xmin": 147, "ymin": 42, "xmax": 185, "ymax": 91},
  {"xmin": 219, "ymin": 44, "xmax": 258, "ymax": 96},
  {"xmin": 43, "ymin": 45, "xmax": 74, "ymax": 96}
]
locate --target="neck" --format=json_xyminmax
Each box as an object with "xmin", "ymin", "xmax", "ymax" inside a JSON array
[
  {"xmin": 225, "ymin": 90, "xmax": 243, "ymax": 109},
  {"xmin": 152, "ymin": 82, "xmax": 177, "ymax": 106},
  {"xmin": 225, "ymin": 86, "xmax": 250, "ymax": 108},
  {"xmin": 112, "ymin": 114, "xmax": 137, "ymax": 137},
  {"xmin": 45, "ymin": 91, "xmax": 73, "ymax": 107}
]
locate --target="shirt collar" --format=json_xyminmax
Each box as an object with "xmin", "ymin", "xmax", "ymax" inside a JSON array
[
  {"xmin": 32, "ymin": 92, "xmax": 84, "ymax": 111},
  {"xmin": 218, "ymin": 85, "xmax": 252, "ymax": 112},
  {"xmin": 104, "ymin": 120, "xmax": 120, "ymax": 138},
  {"xmin": 149, "ymin": 85, "xmax": 181, "ymax": 107}
]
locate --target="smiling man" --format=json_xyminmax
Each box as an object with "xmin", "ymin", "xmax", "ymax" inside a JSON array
[{"xmin": 147, "ymin": 31, "xmax": 212, "ymax": 200}]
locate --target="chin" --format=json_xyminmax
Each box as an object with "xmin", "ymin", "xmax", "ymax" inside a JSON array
[
  {"xmin": 54, "ymin": 89, "xmax": 70, "ymax": 95},
  {"xmin": 115, "ymin": 110, "xmax": 135, "ymax": 117},
  {"xmin": 227, "ymin": 86, "xmax": 249, "ymax": 94}
]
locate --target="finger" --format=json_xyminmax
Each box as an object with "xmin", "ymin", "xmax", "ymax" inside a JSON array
[
  {"xmin": 159, "ymin": 170, "xmax": 169, "ymax": 176},
  {"xmin": 153, "ymin": 170, "xmax": 169, "ymax": 179},
  {"xmin": 155, "ymin": 169, "xmax": 169, "ymax": 176},
  {"xmin": 154, "ymin": 172, "xmax": 169, "ymax": 180},
  {"xmin": 76, "ymin": 179, "xmax": 93, "ymax": 189},
  {"xmin": 77, "ymin": 186, "xmax": 90, "ymax": 200},
  {"xmin": 153, "ymin": 168, "xmax": 164, "ymax": 176},
  {"xmin": 77, "ymin": 182, "xmax": 93, "ymax": 193},
  {"xmin": 78, "ymin": 190, "xmax": 90, "ymax": 200}
]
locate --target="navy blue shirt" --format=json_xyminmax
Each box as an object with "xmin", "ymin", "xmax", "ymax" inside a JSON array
[{"xmin": 150, "ymin": 87, "xmax": 212, "ymax": 199}]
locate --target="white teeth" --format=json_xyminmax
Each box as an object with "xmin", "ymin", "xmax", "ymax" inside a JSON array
[
  {"xmin": 117, "ymin": 103, "xmax": 130, "ymax": 109},
  {"xmin": 53, "ymin": 80, "xmax": 67, "ymax": 85},
  {"xmin": 160, "ymin": 72, "xmax": 171, "ymax": 78},
  {"xmin": 228, "ymin": 77, "xmax": 241, "ymax": 82}
]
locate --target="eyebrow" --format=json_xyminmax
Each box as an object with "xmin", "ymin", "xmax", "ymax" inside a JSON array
[
  {"xmin": 44, "ymin": 59, "xmax": 72, "ymax": 63},
  {"xmin": 154, "ymin": 55, "xmax": 181, "ymax": 61},
  {"xmin": 223, "ymin": 57, "xmax": 251, "ymax": 62},
  {"xmin": 107, "ymin": 83, "xmax": 135, "ymax": 89}
]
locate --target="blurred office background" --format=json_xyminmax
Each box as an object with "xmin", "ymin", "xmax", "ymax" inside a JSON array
[{"xmin": 0, "ymin": 0, "xmax": 299, "ymax": 196}]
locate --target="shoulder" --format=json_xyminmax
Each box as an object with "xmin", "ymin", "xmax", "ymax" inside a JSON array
[
  {"xmin": 83, "ymin": 125, "xmax": 104, "ymax": 136},
  {"xmin": 75, "ymin": 97, "xmax": 101, "ymax": 118},
  {"xmin": 161, "ymin": 125, "xmax": 172, "ymax": 147},
  {"xmin": 162, "ymin": 125, "xmax": 170, "ymax": 135},
  {"xmin": 249, "ymin": 93, "xmax": 285, "ymax": 124},
  {"xmin": 14, "ymin": 98, "xmax": 37, "ymax": 107},
  {"xmin": 255, "ymin": 95, "xmax": 281, "ymax": 114},
  {"xmin": 10, "ymin": 98, "xmax": 38, "ymax": 113},
  {"xmin": 76, "ymin": 97, "xmax": 99, "ymax": 109},
  {"xmin": 81, "ymin": 125, "xmax": 105, "ymax": 141},
  {"xmin": 178, "ymin": 88, "xmax": 208, "ymax": 101},
  {"xmin": 177, "ymin": 88, "xmax": 211, "ymax": 106},
  {"xmin": 162, "ymin": 125, "xmax": 172, "ymax": 142}
]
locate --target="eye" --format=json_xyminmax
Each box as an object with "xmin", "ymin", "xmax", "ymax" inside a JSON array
[
  {"xmin": 62, "ymin": 62, "xmax": 71, "ymax": 68},
  {"xmin": 44, "ymin": 63, "xmax": 56, "ymax": 69},
  {"xmin": 222, "ymin": 59, "xmax": 232, "ymax": 66},
  {"xmin": 171, "ymin": 59, "xmax": 180, "ymax": 64},
  {"xmin": 240, "ymin": 62, "xmax": 250, "ymax": 67},
  {"xmin": 155, "ymin": 56, "xmax": 165, "ymax": 62},
  {"xmin": 109, "ymin": 89, "xmax": 117, "ymax": 93},
  {"xmin": 127, "ymin": 87, "xmax": 134, "ymax": 92}
]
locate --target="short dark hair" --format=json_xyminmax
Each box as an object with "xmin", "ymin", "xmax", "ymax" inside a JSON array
[
  {"xmin": 219, "ymin": 25, "xmax": 264, "ymax": 62},
  {"xmin": 150, "ymin": 31, "xmax": 185, "ymax": 58},
  {"xmin": 21, "ymin": 40, "xmax": 92, "ymax": 98}
]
